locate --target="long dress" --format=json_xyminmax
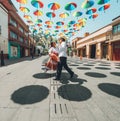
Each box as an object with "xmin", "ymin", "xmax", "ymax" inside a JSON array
[{"xmin": 45, "ymin": 47, "xmax": 59, "ymax": 71}]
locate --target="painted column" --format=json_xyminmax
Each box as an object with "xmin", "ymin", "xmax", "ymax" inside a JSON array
[{"xmin": 96, "ymin": 42, "xmax": 101, "ymax": 59}]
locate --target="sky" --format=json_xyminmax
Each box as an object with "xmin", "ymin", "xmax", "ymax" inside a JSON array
[{"xmin": 11, "ymin": 0, "xmax": 120, "ymax": 42}]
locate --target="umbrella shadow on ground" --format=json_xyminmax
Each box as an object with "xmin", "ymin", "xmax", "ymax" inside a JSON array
[
  {"xmin": 85, "ymin": 72, "xmax": 107, "ymax": 78},
  {"xmin": 98, "ymin": 83, "xmax": 120, "ymax": 98},
  {"xmin": 77, "ymin": 67, "xmax": 91, "ymax": 70},
  {"xmin": 11, "ymin": 85, "xmax": 49, "ymax": 105},
  {"xmin": 57, "ymin": 84, "xmax": 92, "ymax": 101},
  {"xmin": 95, "ymin": 67, "xmax": 111, "ymax": 70},
  {"xmin": 33, "ymin": 72, "xmax": 55, "ymax": 79},
  {"xmin": 110, "ymin": 72, "xmax": 120, "ymax": 77},
  {"xmin": 60, "ymin": 72, "xmax": 87, "ymax": 85}
]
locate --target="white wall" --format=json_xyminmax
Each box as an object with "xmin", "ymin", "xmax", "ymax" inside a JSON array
[{"xmin": 0, "ymin": 4, "xmax": 8, "ymax": 54}]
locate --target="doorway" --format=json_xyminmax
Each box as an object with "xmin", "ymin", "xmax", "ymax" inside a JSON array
[{"xmin": 90, "ymin": 44, "xmax": 96, "ymax": 58}]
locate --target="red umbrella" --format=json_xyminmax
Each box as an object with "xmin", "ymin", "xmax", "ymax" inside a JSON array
[
  {"xmin": 86, "ymin": 8, "xmax": 97, "ymax": 15},
  {"xmin": 34, "ymin": 10, "xmax": 43, "ymax": 16},
  {"xmin": 48, "ymin": 3, "xmax": 60, "ymax": 11},
  {"xmin": 89, "ymin": 13, "xmax": 98, "ymax": 19},
  {"xmin": 16, "ymin": 0, "xmax": 27, "ymax": 4},
  {"xmin": 98, "ymin": 4, "xmax": 110, "ymax": 12}
]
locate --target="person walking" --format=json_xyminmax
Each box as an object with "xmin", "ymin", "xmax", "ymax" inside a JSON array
[{"xmin": 54, "ymin": 37, "xmax": 74, "ymax": 80}]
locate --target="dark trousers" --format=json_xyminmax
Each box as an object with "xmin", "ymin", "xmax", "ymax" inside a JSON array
[{"xmin": 56, "ymin": 57, "xmax": 73, "ymax": 79}]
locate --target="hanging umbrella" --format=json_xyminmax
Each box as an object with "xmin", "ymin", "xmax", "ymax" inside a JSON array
[
  {"xmin": 24, "ymin": 15, "xmax": 32, "ymax": 20},
  {"xmin": 98, "ymin": 4, "xmax": 110, "ymax": 12},
  {"xmin": 81, "ymin": 0, "xmax": 94, "ymax": 9},
  {"xmin": 89, "ymin": 13, "xmax": 98, "ymax": 19},
  {"xmin": 86, "ymin": 8, "xmax": 97, "ymax": 15},
  {"xmin": 97, "ymin": 0, "xmax": 110, "ymax": 5},
  {"xmin": 48, "ymin": 2, "xmax": 60, "ymax": 11},
  {"xmin": 16, "ymin": 0, "xmax": 27, "ymax": 4},
  {"xmin": 33, "ymin": 10, "xmax": 43, "ymax": 16},
  {"xmin": 45, "ymin": 21, "xmax": 54, "ymax": 25},
  {"xmin": 46, "ymin": 12, "xmax": 56, "ymax": 19},
  {"xmin": 37, "ymin": 23, "xmax": 42, "ymax": 27},
  {"xmin": 59, "ymin": 12, "xmax": 69, "ymax": 20},
  {"xmin": 78, "ymin": 18, "xmax": 87, "ymax": 26},
  {"xmin": 31, "ymin": 0, "xmax": 44, "ymax": 9},
  {"xmin": 65, "ymin": 2, "xmax": 77, "ymax": 12},
  {"xmin": 45, "ymin": 25, "xmax": 52, "ymax": 28},
  {"xmin": 55, "ymin": 26, "xmax": 61, "ymax": 29},
  {"xmin": 61, "ymin": 30, "xmax": 68, "ymax": 33},
  {"xmin": 68, "ymin": 20, "xmax": 76, "ymax": 25},
  {"xmin": 73, "ymin": 11, "xmax": 83, "ymax": 18},
  {"xmin": 56, "ymin": 21, "xmax": 64, "ymax": 26},
  {"xmin": 64, "ymin": 24, "xmax": 71, "ymax": 29},
  {"xmin": 27, "ymin": 20, "xmax": 34, "ymax": 25},
  {"xmin": 19, "ymin": 7, "xmax": 30, "ymax": 14},
  {"xmin": 36, "ymin": 19, "xmax": 42, "ymax": 23},
  {"xmin": 54, "ymin": 30, "xmax": 59, "ymax": 32}
]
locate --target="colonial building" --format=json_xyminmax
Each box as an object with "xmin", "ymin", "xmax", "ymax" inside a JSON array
[
  {"xmin": 72, "ymin": 16, "xmax": 120, "ymax": 61},
  {"xmin": 0, "ymin": 0, "xmax": 30, "ymax": 59},
  {"xmin": 0, "ymin": 2, "xmax": 8, "ymax": 59}
]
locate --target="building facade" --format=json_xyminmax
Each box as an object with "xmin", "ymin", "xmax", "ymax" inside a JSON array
[
  {"xmin": 72, "ymin": 16, "xmax": 120, "ymax": 61},
  {"xmin": 0, "ymin": 0, "xmax": 30, "ymax": 59},
  {"xmin": 0, "ymin": 3, "xmax": 8, "ymax": 59}
]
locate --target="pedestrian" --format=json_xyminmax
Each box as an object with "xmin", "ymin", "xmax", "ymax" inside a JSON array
[
  {"xmin": 31, "ymin": 51, "xmax": 34, "ymax": 59},
  {"xmin": 54, "ymin": 37, "xmax": 74, "ymax": 80},
  {"xmin": 45, "ymin": 42, "xmax": 59, "ymax": 72}
]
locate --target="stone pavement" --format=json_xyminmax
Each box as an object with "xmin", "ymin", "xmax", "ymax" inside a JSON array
[{"xmin": 0, "ymin": 56, "xmax": 120, "ymax": 121}]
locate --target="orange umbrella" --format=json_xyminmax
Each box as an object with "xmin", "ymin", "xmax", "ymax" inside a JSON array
[{"xmin": 16, "ymin": 0, "xmax": 27, "ymax": 4}]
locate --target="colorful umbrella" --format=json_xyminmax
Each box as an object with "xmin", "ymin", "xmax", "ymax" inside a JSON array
[
  {"xmin": 45, "ymin": 21, "xmax": 54, "ymax": 25},
  {"xmin": 37, "ymin": 23, "xmax": 42, "ymax": 27},
  {"xmin": 68, "ymin": 20, "xmax": 76, "ymax": 25},
  {"xmin": 24, "ymin": 15, "xmax": 32, "ymax": 20},
  {"xmin": 16, "ymin": 0, "xmax": 27, "ymax": 4},
  {"xmin": 33, "ymin": 10, "xmax": 43, "ymax": 16},
  {"xmin": 54, "ymin": 30, "xmax": 59, "ymax": 33},
  {"xmin": 36, "ymin": 19, "xmax": 42, "ymax": 23},
  {"xmin": 27, "ymin": 20, "xmax": 33, "ymax": 25},
  {"xmin": 31, "ymin": 0, "xmax": 44, "ymax": 9},
  {"xmin": 19, "ymin": 7, "xmax": 30, "ymax": 14},
  {"xmin": 89, "ymin": 13, "xmax": 98, "ymax": 19},
  {"xmin": 86, "ymin": 8, "xmax": 97, "ymax": 15},
  {"xmin": 97, "ymin": 0, "xmax": 110, "ymax": 5},
  {"xmin": 48, "ymin": 3, "xmax": 60, "ymax": 11},
  {"xmin": 81, "ymin": 0, "xmax": 94, "ymax": 9},
  {"xmin": 46, "ymin": 12, "xmax": 56, "ymax": 19},
  {"xmin": 56, "ymin": 21, "xmax": 64, "ymax": 26},
  {"xmin": 98, "ymin": 4, "xmax": 110, "ymax": 12},
  {"xmin": 59, "ymin": 12, "xmax": 69, "ymax": 20},
  {"xmin": 73, "ymin": 11, "xmax": 83, "ymax": 18},
  {"xmin": 65, "ymin": 2, "xmax": 77, "ymax": 12},
  {"xmin": 78, "ymin": 18, "xmax": 87, "ymax": 26},
  {"xmin": 55, "ymin": 26, "xmax": 61, "ymax": 29}
]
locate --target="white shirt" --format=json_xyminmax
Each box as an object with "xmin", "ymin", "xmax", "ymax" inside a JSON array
[
  {"xmin": 58, "ymin": 42, "xmax": 67, "ymax": 57},
  {"xmin": 49, "ymin": 47, "xmax": 58, "ymax": 54}
]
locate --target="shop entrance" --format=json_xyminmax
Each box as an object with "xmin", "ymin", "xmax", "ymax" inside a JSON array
[
  {"xmin": 113, "ymin": 41, "xmax": 120, "ymax": 61},
  {"xmin": 90, "ymin": 44, "xmax": 96, "ymax": 58}
]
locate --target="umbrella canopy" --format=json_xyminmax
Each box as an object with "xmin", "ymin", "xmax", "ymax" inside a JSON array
[
  {"xmin": 45, "ymin": 21, "xmax": 54, "ymax": 25},
  {"xmin": 56, "ymin": 21, "xmax": 64, "ymax": 26},
  {"xmin": 97, "ymin": 0, "xmax": 110, "ymax": 5},
  {"xmin": 89, "ymin": 13, "xmax": 98, "ymax": 19},
  {"xmin": 81, "ymin": 0, "xmax": 94, "ymax": 9},
  {"xmin": 59, "ymin": 12, "xmax": 69, "ymax": 19},
  {"xmin": 16, "ymin": 0, "xmax": 27, "ymax": 4},
  {"xmin": 36, "ymin": 19, "xmax": 42, "ymax": 23},
  {"xmin": 48, "ymin": 2, "xmax": 60, "ymax": 11},
  {"xmin": 65, "ymin": 2, "xmax": 77, "ymax": 12},
  {"xmin": 73, "ymin": 11, "xmax": 83, "ymax": 18},
  {"xmin": 55, "ymin": 26, "xmax": 61, "ymax": 29},
  {"xmin": 33, "ymin": 10, "xmax": 43, "ymax": 16},
  {"xmin": 86, "ymin": 8, "xmax": 97, "ymax": 15},
  {"xmin": 46, "ymin": 12, "xmax": 56, "ymax": 19},
  {"xmin": 19, "ymin": 7, "xmax": 30, "ymax": 13},
  {"xmin": 98, "ymin": 4, "xmax": 110, "ymax": 12},
  {"xmin": 31, "ymin": 0, "xmax": 44, "ymax": 9},
  {"xmin": 24, "ymin": 15, "xmax": 32, "ymax": 20},
  {"xmin": 68, "ymin": 20, "xmax": 76, "ymax": 25}
]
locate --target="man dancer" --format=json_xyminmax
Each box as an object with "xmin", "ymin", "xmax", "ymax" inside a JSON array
[{"xmin": 54, "ymin": 37, "xmax": 74, "ymax": 80}]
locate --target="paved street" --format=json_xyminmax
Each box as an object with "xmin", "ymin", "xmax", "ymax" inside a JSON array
[{"xmin": 0, "ymin": 56, "xmax": 120, "ymax": 121}]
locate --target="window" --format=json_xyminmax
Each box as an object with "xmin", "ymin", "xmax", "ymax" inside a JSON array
[
  {"xmin": 10, "ymin": 31, "xmax": 17, "ymax": 39},
  {"xmin": 10, "ymin": 18, "xmax": 17, "ymax": 27},
  {"xmin": 113, "ymin": 23, "xmax": 120, "ymax": 34},
  {"xmin": 19, "ymin": 26, "xmax": 24, "ymax": 33},
  {"xmin": 19, "ymin": 37, "xmax": 24, "ymax": 42}
]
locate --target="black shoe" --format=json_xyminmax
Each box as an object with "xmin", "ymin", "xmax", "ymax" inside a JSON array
[
  {"xmin": 53, "ymin": 77, "xmax": 60, "ymax": 80},
  {"xmin": 70, "ymin": 72, "xmax": 74, "ymax": 78}
]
